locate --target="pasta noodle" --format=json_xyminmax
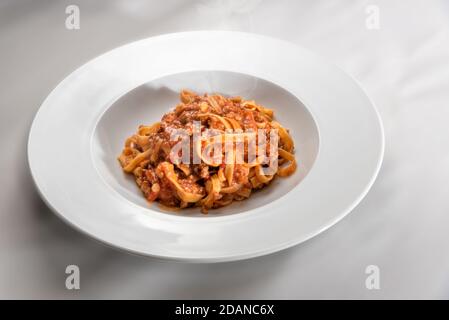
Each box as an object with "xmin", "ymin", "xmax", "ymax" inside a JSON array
[{"xmin": 118, "ymin": 90, "xmax": 296, "ymax": 213}]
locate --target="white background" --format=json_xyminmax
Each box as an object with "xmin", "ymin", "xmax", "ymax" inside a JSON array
[{"xmin": 1, "ymin": 0, "xmax": 448, "ymax": 299}]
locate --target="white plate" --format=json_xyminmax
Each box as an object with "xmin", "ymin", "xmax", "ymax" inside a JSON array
[{"xmin": 28, "ymin": 31, "xmax": 384, "ymax": 262}]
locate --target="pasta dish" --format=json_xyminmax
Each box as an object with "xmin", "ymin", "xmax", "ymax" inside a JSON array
[{"xmin": 118, "ymin": 90, "xmax": 296, "ymax": 213}]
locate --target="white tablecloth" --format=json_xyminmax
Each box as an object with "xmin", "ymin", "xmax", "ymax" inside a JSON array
[{"xmin": 1, "ymin": 0, "xmax": 448, "ymax": 299}]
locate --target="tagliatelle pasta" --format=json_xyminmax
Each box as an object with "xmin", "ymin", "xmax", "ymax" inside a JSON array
[{"xmin": 118, "ymin": 90, "xmax": 296, "ymax": 213}]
